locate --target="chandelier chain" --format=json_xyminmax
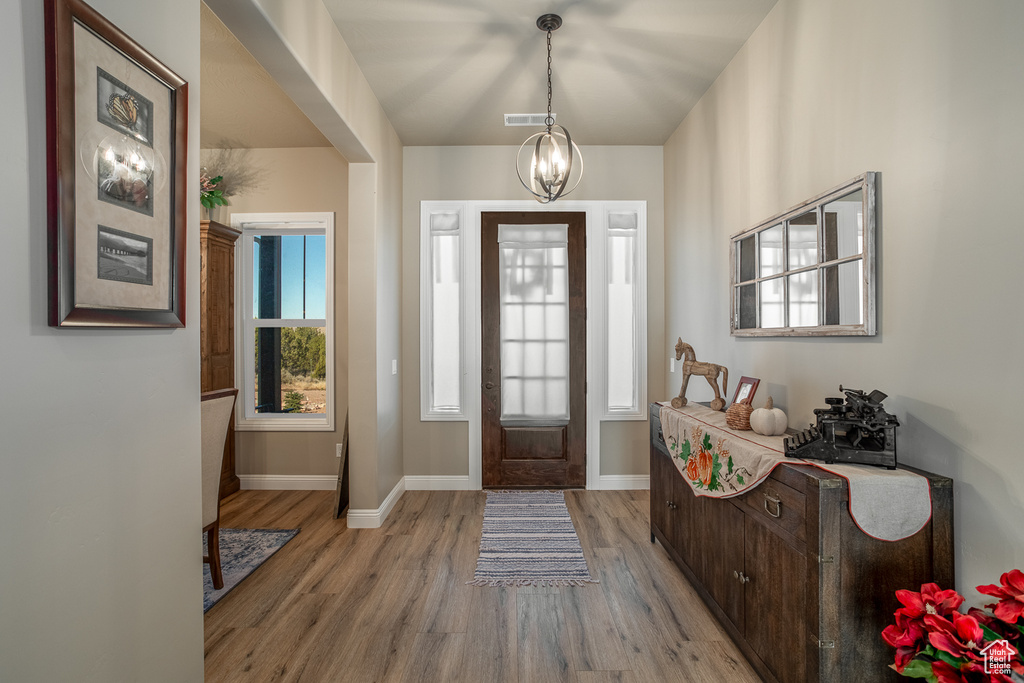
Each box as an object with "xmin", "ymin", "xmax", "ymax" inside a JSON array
[{"xmin": 545, "ymin": 29, "xmax": 553, "ymax": 128}]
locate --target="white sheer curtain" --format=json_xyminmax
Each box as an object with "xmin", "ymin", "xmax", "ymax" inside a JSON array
[{"xmin": 497, "ymin": 224, "xmax": 569, "ymax": 422}]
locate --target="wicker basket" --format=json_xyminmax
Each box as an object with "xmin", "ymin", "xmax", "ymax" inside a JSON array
[{"xmin": 725, "ymin": 402, "xmax": 754, "ymax": 430}]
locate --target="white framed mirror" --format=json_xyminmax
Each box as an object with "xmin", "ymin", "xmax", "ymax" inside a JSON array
[{"xmin": 730, "ymin": 172, "xmax": 877, "ymax": 336}]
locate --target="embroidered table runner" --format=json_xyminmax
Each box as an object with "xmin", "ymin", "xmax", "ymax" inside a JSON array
[
  {"xmin": 658, "ymin": 402, "xmax": 932, "ymax": 541},
  {"xmin": 658, "ymin": 402, "xmax": 788, "ymax": 497}
]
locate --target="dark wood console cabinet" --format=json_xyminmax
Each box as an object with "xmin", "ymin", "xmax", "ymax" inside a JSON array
[
  {"xmin": 649, "ymin": 404, "xmax": 954, "ymax": 683},
  {"xmin": 201, "ymin": 220, "xmax": 241, "ymax": 499}
]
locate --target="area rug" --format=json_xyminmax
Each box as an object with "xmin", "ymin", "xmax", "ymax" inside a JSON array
[
  {"xmin": 203, "ymin": 528, "xmax": 299, "ymax": 612},
  {"xmin": 469, "ymin": 490, "xmax": 597, "ymax": 587}
]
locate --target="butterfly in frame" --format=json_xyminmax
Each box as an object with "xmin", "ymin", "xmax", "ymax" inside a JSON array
[{"xmin": 106, "ymin": 92, "xmax": 139, "ymax": 131}]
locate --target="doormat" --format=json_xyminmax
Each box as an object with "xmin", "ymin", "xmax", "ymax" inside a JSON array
[
  {"xmin": 469, "ymin": 490, "xmax": 597, "ymax": 587},
  {"xmin": 203, "ymin": 528, "xmax": 299, "ymax": 612}
]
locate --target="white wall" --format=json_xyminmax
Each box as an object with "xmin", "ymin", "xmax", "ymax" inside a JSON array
[
  {"xmin": 207, "ymin": 0, "xmax": 405, "ymax": 513},
  {"xmin": 1, "ymin": 0, "xmax": 202, "ymax": 680},
  {"xmin": 212, "ymin": 147, "xmax": 350, "ymax": 481},
  {"xmin": 402, "ymin": 145, "xmax": 665, "ymax": 480},
  {"xmin": 664, "ymin": 0, "xmax": 1024, "ymax": 599}
]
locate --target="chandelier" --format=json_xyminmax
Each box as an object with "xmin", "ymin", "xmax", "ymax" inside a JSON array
[{"xmin": 516, "ymin": 14, "xmax": 583, "ymax": 203}]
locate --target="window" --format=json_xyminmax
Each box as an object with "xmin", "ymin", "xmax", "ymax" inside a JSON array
[
  {"xmin": 420, "ymin": 205, "xmax": 465, "ymax": 419},
  {"xmin": 419, "ymin": 201, "xmax": 647, "ymax": 422},
  {"xmin": 497, "ymin": 223, "xmax": 570, "ymax": 422},
  {"xmin": 234, "ymin": 213, "xmax": 334, "ymax": 431},
  {"xmin": 604, "ymin": 207, "xmax": 646, "ymax": 418},
  {"xmin": 730, "ymin": 173, "xmax": 877, "ymax": 336}
]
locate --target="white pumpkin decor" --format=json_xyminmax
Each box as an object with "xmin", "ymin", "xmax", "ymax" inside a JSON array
[{"xmin": 750, "ymin": 397, "xmax": 788, "ymax": 436}]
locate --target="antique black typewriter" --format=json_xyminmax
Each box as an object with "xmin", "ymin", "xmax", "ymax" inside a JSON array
[{"xmin": 784, "ymin": 386, "xmax": 899, "ymax": 469}]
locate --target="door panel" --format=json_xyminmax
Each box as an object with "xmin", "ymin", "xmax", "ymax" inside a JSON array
[{"xmin": 482, "ymin": 211, "xmax": 586, "ymax": 488}]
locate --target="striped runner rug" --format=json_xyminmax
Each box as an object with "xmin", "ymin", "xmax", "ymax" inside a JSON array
[{"xmin": 469, "ymin": 490, "xmax": 598, "ymax": 587}]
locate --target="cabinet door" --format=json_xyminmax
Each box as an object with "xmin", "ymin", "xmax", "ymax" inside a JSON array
[
  {"xmin": 650, "ymin": 447, "xmax": 679, "ymax": 546},
  {"xmin": 673, "ymin": 471, "xmax": 706, "ymax": 583},
  {"xmin": 702, "ymin": 498, "xmax": 745, "ymax": 630},
  {"xmin": 744, "ymin": 515, "xmax": 807, "ymax": 683}
]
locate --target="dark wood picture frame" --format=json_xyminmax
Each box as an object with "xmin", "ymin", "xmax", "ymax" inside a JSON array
[
  {"xmin": 731, "ymin": 376, "xmax": 760, "ymax": 406},
  {"xmin": 46, "ymin": 0, "xmax": 188, "ymax": 327}
]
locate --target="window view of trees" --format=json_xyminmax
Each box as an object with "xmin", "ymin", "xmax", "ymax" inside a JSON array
[
  {"xmin": 281, "ymin": 327, "xmax": 327, "ymax": 380},
  {"xmin": 254, "ymin": 327, "xmax": 327, "ymax": 414}
]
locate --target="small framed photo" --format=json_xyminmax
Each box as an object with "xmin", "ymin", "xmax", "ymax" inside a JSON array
[
  {"xmin": 46, "ymin": 0, "xmax": 188, "ymax": 327},
  {"xmin": 731, "ymin": 376, "xmax": 760, "ymax": 406}
]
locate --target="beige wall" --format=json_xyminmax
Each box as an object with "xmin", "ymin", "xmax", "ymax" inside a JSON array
[
  {"xmin": 402, "ymin": 145, "xmax": 666, "ymax": 479},
  {"xmin": 1, "ymin": 0, "xmax": 203, "ymax": 679},
  {"xmin": 209, "ymin": 147, "xmax": 349, "ymax": 478},
  {"xmin": 208, "ymin": 0, "xmax": 404, "ymax": 511},
  {"xmin": 664, "ymin": 0, "xmax": 1024, "ymax": 597}
]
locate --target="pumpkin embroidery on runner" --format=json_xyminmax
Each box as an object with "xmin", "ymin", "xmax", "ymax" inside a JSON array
[{"xmin": 668, "ymin": 426, "xmax": 753, "ymax": 493}]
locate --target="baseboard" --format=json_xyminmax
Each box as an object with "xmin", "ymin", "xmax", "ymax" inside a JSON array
[
  {"xmin": 598, "ymin": 474, "xmax": 650, "ymax": 490},
  {"xmin": 404, "ymin": 475, "xmax": 474, "ymax": 491},
  {"xmin": 346, "ymin": 478, "xmax": 406, "ymax": 529},
  {"xmin": 238, "ymin": 474, "xmax": 337, "ymax": 490}
]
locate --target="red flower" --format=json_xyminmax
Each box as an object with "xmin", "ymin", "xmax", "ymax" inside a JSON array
[
  {"xmin": 930, "ymin": 660, "xmax": 965, "ymax": 683},
  {"xmin": 883, "ymin": 612, "xmax": 925, "ymax": 648},
  {"xmin": 978, "ymin": 569, "xmax": 1024, "ymax": 625},
  {"xmin": 926, "ymin": 612, "xmax": 985, "ymax": 660},
  {"xmin": 896, "ymin": 582, "xmax": 965, "ymax": 619}
]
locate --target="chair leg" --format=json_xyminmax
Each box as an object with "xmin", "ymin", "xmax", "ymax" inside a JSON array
[{"xmin": 208, "ymin": 523, "xmax": 224, "ymax": 590}]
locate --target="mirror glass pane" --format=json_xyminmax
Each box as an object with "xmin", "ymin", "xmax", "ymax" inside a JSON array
[
  {"xmin": 788, "ymin": 211, "xmax": 818, "ymax": 269},
  {"xmin": 788, "ymin": 270, "xmax": 818, "ymax": 327},
  {"xmin": 738, "ymin": 284, "xmax": 756, "ymax": 329},
  {"xmin": 759, "ymin": 224, "xmax": 784, "ymax": 277},
  {"xmin": 824, "ymin": 259, "xmax": 864, "ymax": 325},
  {"xmin": 759, "ymin": 277, "xmax": 785, "ymax": 328},
  {"xmin": 738, "ymin": 236, "xmax": 756, "ymax": 282},
  {"xmin": 823, "ymin": 190, "xmax": 863, "ymax": 261}
]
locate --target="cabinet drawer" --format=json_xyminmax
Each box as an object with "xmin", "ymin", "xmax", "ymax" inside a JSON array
[{"xmin": 736, "ymin": 478, "xmax": 806, "ymax": 543}]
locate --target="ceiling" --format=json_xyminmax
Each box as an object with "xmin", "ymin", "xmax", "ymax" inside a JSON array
[
  {"xmin": 200, "ymin": 3, "xmax": 329, "ymax": 149},
  {"xmin": 201, "ymin": 0, "xmax": 777, "ymax": 149}
]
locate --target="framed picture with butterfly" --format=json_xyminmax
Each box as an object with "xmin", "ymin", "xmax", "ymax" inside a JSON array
[{"xmin": 45, "ymin": 0, "xmax": 188, "ymax": 327}]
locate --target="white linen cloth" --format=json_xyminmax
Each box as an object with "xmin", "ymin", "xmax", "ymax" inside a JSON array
[{"xmin": 658, "ymin": 402, "xmax": 932, "ymax": 541}]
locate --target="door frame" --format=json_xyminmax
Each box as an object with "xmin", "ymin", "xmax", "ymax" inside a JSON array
[
  {"xmin": 480, "ymin": 211, "xmax": 588, "ymax": 488},
  {"xmin": 466, "ymin": 201, "xmax": 600, "ymax": 490},
  {"xmin": 420, "ymin": 199, "xmax": 648, "ymax": 491}
]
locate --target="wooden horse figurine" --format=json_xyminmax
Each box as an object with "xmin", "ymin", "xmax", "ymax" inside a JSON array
[{"xmin": 671, "ymin": 339, "xmax": 729, "ymax": 411}]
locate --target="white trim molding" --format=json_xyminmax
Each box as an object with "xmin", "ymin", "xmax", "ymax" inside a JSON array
[
  {"xmin": 598, "ymin": 474, "xmax": 651, "ymax": 490},
  {"xmin": 404, "ymin": 475, "xmax": 474, "ymax": 491},
  {"xmin": 232, "ymin": 212, "xmax": 336, "ymax": 432},
  {"xmin": 346, "ymin": 478, "xmax": 406, "ymax": 529},
  {"xmin": 420, "ymin": 200, "xmax": 649, "ymax": 491},
  {"xmin": 238, "ymin": 474, "xmax": 337, "ymax": 490}
]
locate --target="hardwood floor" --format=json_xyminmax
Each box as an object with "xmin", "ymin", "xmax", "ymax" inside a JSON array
[{"xmin": 204, "ymin": 489, "xmax": 762, "ymax": 682}]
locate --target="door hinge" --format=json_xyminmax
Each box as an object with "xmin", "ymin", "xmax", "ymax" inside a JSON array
[
  {"xmin": 813, "ymin": 554, "xmax": 834, "ymax": 564},
  {"xmin": 811, "ymin": 634, "xmax": 835, "ymax": 649}
]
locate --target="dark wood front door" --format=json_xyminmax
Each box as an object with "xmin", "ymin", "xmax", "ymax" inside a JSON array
[{"xmin": 481, "ymin": 211, "xmax": 586, "ymax": 488}]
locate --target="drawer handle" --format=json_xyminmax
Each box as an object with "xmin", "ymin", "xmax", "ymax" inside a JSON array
[
  {"xmin": 665, "ymin": 500, "xmax": 678, "ymax": 510},
  {"xmin": 763, "ymin": 493, "xmax": 782, "ymax": 518},
  {"xmin": 657, "ymin": 427, "xmax": 664, "ymax": 443}
]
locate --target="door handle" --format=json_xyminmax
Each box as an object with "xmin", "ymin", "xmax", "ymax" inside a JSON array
[{"xmin": 484, "ymin": 381, "xmax": 495, "ymax": 390}]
